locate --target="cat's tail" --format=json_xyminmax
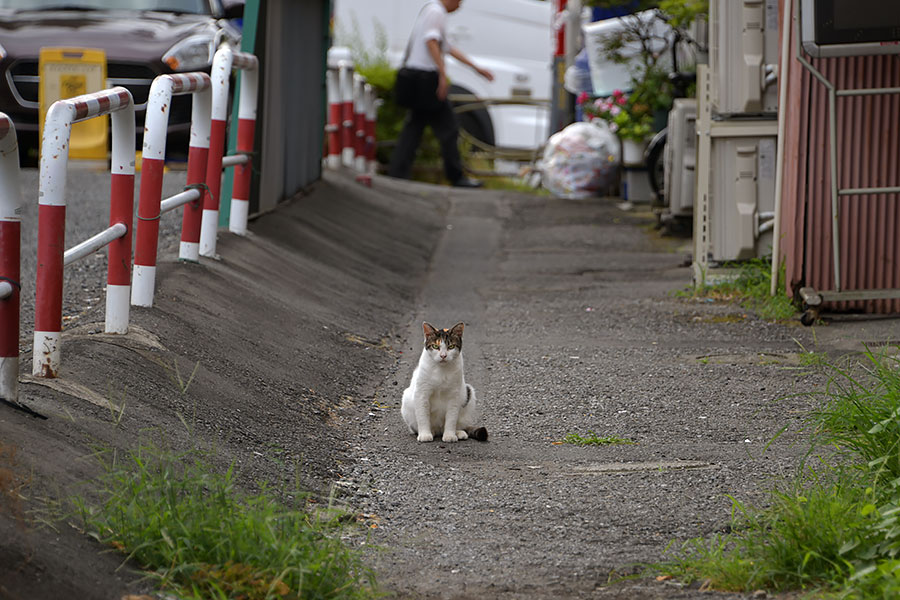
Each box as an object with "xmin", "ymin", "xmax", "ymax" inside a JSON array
[
  {"xmin": 468, "ymin": 426, "xmax": 489, "ymax": 442},
  {"xmin": 464, "ymin": 384, "xmax": 488, "ymax": 442}
]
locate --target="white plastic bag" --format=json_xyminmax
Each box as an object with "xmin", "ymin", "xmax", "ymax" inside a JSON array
[{"xmin": 541, "ymin": 121, "xmax": 620, "ymax": 199}]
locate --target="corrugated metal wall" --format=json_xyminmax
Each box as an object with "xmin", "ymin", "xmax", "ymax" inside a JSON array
[
  {"xmin": 254, "ymin": 0, "xmax": 330, "ymax": 213},
  {"xmin": 779, "ymin": 4, "xmax": 900, "ymax": 313}
]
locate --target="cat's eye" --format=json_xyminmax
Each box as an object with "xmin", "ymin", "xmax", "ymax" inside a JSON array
[
  {"xmin": 447, "ymin": 343, "xmax": 456, "ymax": 349},
  {"xmin": 432, "ymin": 342, "xmax": 441, "ymax": 349}
]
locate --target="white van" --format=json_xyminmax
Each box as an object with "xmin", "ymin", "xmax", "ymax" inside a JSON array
[{"xmin": 332, "ymin": 0, "xmax": 552, "ymax": 151}]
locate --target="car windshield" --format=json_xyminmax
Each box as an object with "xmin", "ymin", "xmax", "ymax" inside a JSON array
[{"xmin": 0, "ymin": 0, "xmax": 211, "ymax": 13}]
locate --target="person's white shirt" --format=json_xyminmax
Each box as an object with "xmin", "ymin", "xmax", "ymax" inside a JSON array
[{"xmin": 404, "ymin": 0, "xmax": 447, "ymax": 71}]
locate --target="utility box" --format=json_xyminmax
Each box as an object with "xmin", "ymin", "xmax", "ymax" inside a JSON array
[
  {"xmin": 709, "ymin": 0, "xmax": 779, "ymax": 116},
  {"xmin": 708, "ymin": 135, "xmax": 776, "ymax": 262},
  {"xmin": 663, "ymin": 98, "xmax": 697, "ymax": 218}
]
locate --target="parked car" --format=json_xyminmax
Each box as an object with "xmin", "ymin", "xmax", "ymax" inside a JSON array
[{"xmin": 0, "ymin": 0, "xmax": 243, "ymax": 165}]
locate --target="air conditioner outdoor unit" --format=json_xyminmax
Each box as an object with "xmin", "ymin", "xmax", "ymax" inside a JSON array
[
  {"xmin": 663, "ymin": 98, "xmax": 697, "ymax": 219},
  {"xmin": 709, "ymin": 0, "xmax": 779, "ymax": 116},
  {"xmin": 708, "ymin": 134, "xmax": 776, "ymax": 263}
]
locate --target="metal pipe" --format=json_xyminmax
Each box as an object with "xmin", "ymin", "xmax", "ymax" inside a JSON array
[
  {"xmin": 222, "ymin": 153, "xmax": 250, "ymax": 167},
  {"xmin": 771, "ymin": 0, "xmax": 792, "ymax": 296},
  {"xmin": 839, "ymin": 186, "xmax": 900, "ymax": 196},
  {"xmin": 160, "ymin": 188, "xmax": 202, "ymax": 215},
  {"xmin": 828, "ymin": 87, "xmax": 840, "ymax": 291},
  {"xmin": 836, "ymin": 87, "xmax": 900, "ymax": 97},
  {"xmin": 63, "ymin": 222, "xmax": 128, "ymax": 266}
]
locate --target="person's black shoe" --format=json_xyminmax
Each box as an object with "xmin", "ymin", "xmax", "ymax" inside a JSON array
[{"xmin": 452, "ymin": 177, "xmax": 484, "ymax": 188}]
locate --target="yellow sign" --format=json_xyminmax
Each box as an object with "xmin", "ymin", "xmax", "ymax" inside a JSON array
[{"xmin": 39, "ymin": 47, "xmax": 108, "ymax": 161}]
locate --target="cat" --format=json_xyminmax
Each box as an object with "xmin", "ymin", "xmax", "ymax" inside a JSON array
[{"xmin": 401, "ymin": 322, "xmax": 488, "ymax": 443}]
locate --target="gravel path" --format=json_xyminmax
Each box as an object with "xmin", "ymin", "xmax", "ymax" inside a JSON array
[
  {"xmin": 7, "ymin": 168, "xmax": 885, "ymax": 599},
  {"xmin": 341, "ymin": 176, "xmax": 823, "ymax": 599}
]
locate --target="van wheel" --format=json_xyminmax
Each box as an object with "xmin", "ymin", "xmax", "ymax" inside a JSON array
[{"xmin": 450, "ymin": 85, "xmax": 495, "ymax": 172}]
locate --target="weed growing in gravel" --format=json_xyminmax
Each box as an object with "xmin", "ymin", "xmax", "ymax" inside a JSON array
[
  {"xmin": 557, "ymin": 432, "xmax": 634, "ymax": 446},
  {"xmin": 73, "ymin": 445, "xmax": 376, "ymax": 600},
  {"xmin": 681, "ymin": 258, "xmax": 796, "ymax": 322},
  {"xmin": 656, "ymin": 346, "xmax": 900, "ymax": 597}
]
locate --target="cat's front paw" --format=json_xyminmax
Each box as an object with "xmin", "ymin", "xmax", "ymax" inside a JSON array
[
  {"xmin": 417, "ymin": 432, "xmax": 434, "ymax": 443},
  {"xmin": 442, "ymin": 432, "xmax": 459, "ymax": 442}
]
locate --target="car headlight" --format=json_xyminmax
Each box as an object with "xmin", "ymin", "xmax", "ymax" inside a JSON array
[
  {"xmin": 0, "ymin": 42, "xmax": 6, "ymax": 60},
  {"xmin": 163, "ymin": 35, "xmax": 216, "ymax": 71}
]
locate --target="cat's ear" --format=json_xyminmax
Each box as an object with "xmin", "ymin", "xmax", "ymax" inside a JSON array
[
  {"xmin": 450, "ymin": 322, "xmax": 465, "ymax": 337},
  {"xmin": 423, "ymin": 322, "xmax": 437, "ymax": 338}
]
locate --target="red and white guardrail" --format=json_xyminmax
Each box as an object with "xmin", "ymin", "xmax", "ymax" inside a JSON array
[
  {"xmin": 132, "ymin": 72, "xmax": 211, "ymax": 307},
  {"xmin": 33, "ymin": 87, "xmax": 135, "ymax": 378},
  {"xmin": 339, "ymin": 61, "xmax": 355, "ymax": 168},
  {"xmin": 364, "ymin": 83, "xmax": 378, "ymax": 175},
  {"xmin": 325, "ymin": 68, "xmax": 342, "ymax": 170},
  {"xmin": 353, "ymin": 73, "xmax": 367, "ymax": 173},
  {"xmin": 0, "ymin": 114, "xmax": 22, "ymax": 402},
  {"xmin": 325, "ymin": 61, "xmax": 379, "ymax": 183},
  {"xmin": 201, "ymin": 45, "xmax": 258, "ymax": 256}
]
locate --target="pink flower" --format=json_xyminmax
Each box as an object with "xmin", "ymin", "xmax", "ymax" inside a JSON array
[
  {"xmin": 616, "ymin": 95, "xmax": 627, "ymax": 106},
  {"xmin": 577, "ymin": 91, "xmax": 589, "ymax": 105},
  {"xmin": 609, "ymin": 105, "xmax": 622, "ymax": 116},
  {"xmin": 612, "ymin": 89, "xmax": 624, "ymax": 98}
]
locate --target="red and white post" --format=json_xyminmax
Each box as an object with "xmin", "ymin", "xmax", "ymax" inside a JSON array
[
  {"xmin": 339, "ymin": 60, "xmax": 355, "ymax": 168},
  {"xmin": 132, "ymin": 73, "xmax": 211, "ymax": 307},
  {"xmin": 200, "ymin": 45, "xmax": 258, "ymax": 257},
  {"xmin": 353, "ymin": 73, "xmax": 367, "ymax": 173},
  {"xmin": 179, "ymin": 79, "xmax": 213, "ymax": 263},
  {"xmin": 0, "ymin": 115, "xmax": 22, "ymax": 402},
  {"xmin": 325, "ymin": 68, "xmax": 342, "ymax": 169},
  {"xmin": 365, "ymin": 84, "xmax": 378, "ymax": 175},
  {"xmin": 227, "ymin": 64, "xmax": 259, "ymax": 236},
  {"xmin": 33, "ymin": 87, "xmax": 135, "ymax": 378}
]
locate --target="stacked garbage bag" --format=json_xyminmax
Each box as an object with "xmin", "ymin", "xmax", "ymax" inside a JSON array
[{"xmin": 540, "ymin": 121, "xmax": 620, "ymax": 199}]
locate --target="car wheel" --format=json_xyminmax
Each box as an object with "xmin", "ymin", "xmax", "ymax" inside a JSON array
[{"xmin": 450, "ymin": 85, "xmax": 494, "ymax": 173}]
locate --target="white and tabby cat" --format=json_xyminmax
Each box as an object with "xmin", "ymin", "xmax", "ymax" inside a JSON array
[{"xmin": 401, "ymin": 322, "xmax": 488, "ymax": 443}]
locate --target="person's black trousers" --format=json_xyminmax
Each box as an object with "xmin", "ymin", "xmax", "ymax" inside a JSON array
[{"xmin": 388, "ymin": 99, "xmax": 464, "ymax": 184}]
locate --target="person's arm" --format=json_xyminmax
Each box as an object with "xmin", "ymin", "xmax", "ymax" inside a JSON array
[
  {"xmin": 448, "ymin": 46, "xmax": 494, "ymax": 82},
  {"xmin": 426, "ymin": 38, "xmax": 451, "ymax": 100}
]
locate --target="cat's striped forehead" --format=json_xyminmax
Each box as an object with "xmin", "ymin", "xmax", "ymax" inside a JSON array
[{"xmin": 423, "ymin": 322, "xmax": 464, "ymax": 347}]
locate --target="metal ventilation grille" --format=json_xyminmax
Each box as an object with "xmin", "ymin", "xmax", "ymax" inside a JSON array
[{"xmin": 10, "ymin": 60, "xmax": 157, "ymax": 107}]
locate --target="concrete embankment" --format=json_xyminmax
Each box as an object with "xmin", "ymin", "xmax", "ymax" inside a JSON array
[{"xmin": 1, "ymin": 170, "xmax": 446, "ymax": 599}]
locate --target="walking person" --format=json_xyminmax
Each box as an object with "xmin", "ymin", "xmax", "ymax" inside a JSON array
[{"xmin": 388, "ymin": 0, "xmax": 494, "ymax": 187}]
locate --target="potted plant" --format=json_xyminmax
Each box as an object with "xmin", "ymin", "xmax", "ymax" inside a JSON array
[
  {"xmin": 580, "ymin": 1, "xmax": 706, "ymax": 159},
  {"xmin": 577, "ymin": 88, "xmax": 655, "ymax": 162}
]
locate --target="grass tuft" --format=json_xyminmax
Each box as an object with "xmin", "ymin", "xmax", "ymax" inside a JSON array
[
  {"xmin": 683, "ymin": 258, "xmax": 797, "ymax": 322},
  {"xmin": 655, "ymin": 345, "xmax": 900, "ymax": 597},
  {"xmin": 73, "ymin": 445, "xmax": 376, "ymax": 600},
  {"xmin": 557, "ymin": 431, "xmax": 634, "ymax": 446}
]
